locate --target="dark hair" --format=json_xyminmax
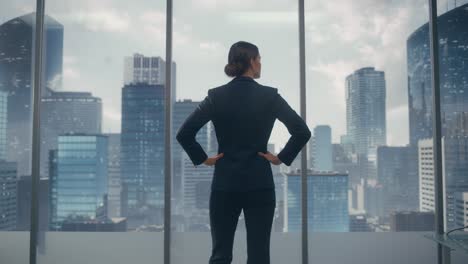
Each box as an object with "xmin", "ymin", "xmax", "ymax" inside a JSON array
[{"xmin": 224, "ymin": 41, "xmax": 259, "ymax": 77}]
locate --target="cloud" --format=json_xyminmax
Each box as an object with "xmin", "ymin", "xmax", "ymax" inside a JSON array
[
  {"xmin": 102, "ymin": 107, "xmax": 122, "ymax": 134},
  {"xmin": 140, "ymin": 10, "xmax": 166, "ymax": 42},
  {"xmin": 386, "ymin": 104, "xmax": 409, "ymax": 145},
  {"xmin": 47, "ymin": 74, "xmax": 63, "ymax": 90},
  {"xmin": 61, "ymin": 55, "xmax": 81, "ymax": 91},
  {"xmin": 309, "ymin": 60, "xmax": 359, "ymax": 107},
  {"xmin": 199, "ymin": 41, "xmax": 225, "ymax": 52},
  {"xmin": 226, "ymin": 11, "xmax": 298, "ymax": 25},
  {"xmin": 63, "ymin": 55, "xmax": 77, "ymax": 65},
  {"xmin": 190, "ymin": 0, "xmax": 256, "ymax": 10},
  {"xmin": 63, "ymin": 67, "xmax": 80, "ymax": 80},
  {"xmin": 61, "ymin": 9, "xmax": 131, "ymax": 33},
  {"xmin": 103, "ymin": 107, "xmax": 121, "ymax": 122}
]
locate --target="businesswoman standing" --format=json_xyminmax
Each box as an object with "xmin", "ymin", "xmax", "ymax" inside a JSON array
[{"xmin": 176, "ymin": 41, "xmax": 311, "ymax": 264}]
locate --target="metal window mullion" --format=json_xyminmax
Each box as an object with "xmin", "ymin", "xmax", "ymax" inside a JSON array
[
  {"xmin": 29, "ymin": 0, "xmax": 46, "ymax": 264},
  {"xmin": 298, "ymin": 0, "xmax": 308, "ymax": 264},
  {"xmin": 428, "ymin": 1, "xmax": 451, "ymax": 264},
  {"xmin": 163, "ymin": 0, "xmax": 173, "ymax": 264}
]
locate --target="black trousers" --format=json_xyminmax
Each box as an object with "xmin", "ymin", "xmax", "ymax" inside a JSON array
[{"xmin": 208, "ymin": 188, "xmax": 276, "ymax": 264}]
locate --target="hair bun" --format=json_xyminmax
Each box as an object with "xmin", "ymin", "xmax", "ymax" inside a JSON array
[
  {"xmin": 224, "ymin": 63, "xmax": 242, "ymax": 77},
  {"xmin": 225, "ymin": 41, "xmax": 259, "ymax": 78}
]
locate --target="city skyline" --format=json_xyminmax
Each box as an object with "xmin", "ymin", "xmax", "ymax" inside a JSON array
[
  {"xmin": 3, "ymin": 0, "xmax": 466, "ymax": 148},
  {"xmin": 2, "ymin": 1, "xmax": 468, "ymax": 263},
  {"xmin": 1, "ymin": 0, "xmax": 468, "ymax": 233}
]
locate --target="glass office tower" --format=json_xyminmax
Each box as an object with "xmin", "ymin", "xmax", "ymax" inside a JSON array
[
  {"xmin": 0, "ymin": 13, "xmax": 63, "ymax": 176},
  {"xmin": 407, "ymin": 3, "xmax": 468, "ymax": 145},
  {"xmin": 286, "ymin": 171, "xmax": 349, "ymax": 232},
  {"xmin": 49, "ymin": 134, "xmax": 108, "ymax": 230},
  {"xmin": 0, "ymin": 160, "xmax": 17, "ymax": 230},
  {"xmin": 40, "ymin": 91, "xmax": 102, "ymax": 177},
  {"xmin": 313, "ymin": 125, "xmax": 333, "ymax": 171},
  {"xmin": 0, "ymin": 90, "xmax": 7, "ymax": 160},
  {"xmin": 120, "ymin": 83, "xmax": 165, "ymax": 228},
  {"xmin": 345, "ymin": 67, "xmax": 387, "ymax": 157}
]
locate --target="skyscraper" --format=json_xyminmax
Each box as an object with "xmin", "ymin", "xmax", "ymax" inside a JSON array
[
  {"xmin": 173, "ymin": 99, "xmax": 210, "ymax": 205},
  {"xmin": 40, "ymin": 91, "xmax": 102, "ymax": 177},
  {"xmin": 376, "ymin": 146, "xmax": 419, "ymax": 219},
  {"xmin": 0, "ymin": 160, "xmax": 17, "ymax": 230},
  {"xmin": 455, "ymin": 192, "xmax": 468, "ymax": 231},
  {"xmin": 346, "ymin": 67, "xmax": 386, "ymax": 182},
  {"xmin": 307, "ymin": 135, "xmax": 315, "ymax": 169},
  {"xmin": 389, "ymin": 211, "xmax": 434, "ymax": 232},
  {"xmin": 0, "ymin": 90, "xmax": 7, "ymax": 160},
  {"xmin": 124, "ymin": 53, "xmax": 176, "ymax": 103},
  {"xmin": 104, "ymin": 133, "xmax": 121, "ymax": 218},
  {"xmin": 49, "ymin": 134, "xmax": 108, "ymax": 230},
  {"xmin": 0, "ymin": 13, "xmax": 63, "ymax": 176},
  {"xmin": 286, "ymin": 170, "xmax": 349, "ymax": 232},
  {"xmin": 120, "ymin": 83, "xmax": 165, "ymax": 226},
  {"xmin": 313, "ymin": 125, "xmax": 333, "ymax": 171},
  {"xmin": 407, "ymin": 4, "xmax": 468, "ymax": 145},
  {"xmin": 16, "ymin": 175, "xmax": 48, "ymax": 231},
  {"xmin": 345, "ymin": 67, "xmax": 386, "ymax": 156},
  {"xmin": 441, "ymin": 135, "xmax": 468, "ymax": 230},
  {"xmin": 418, "ymin": 138, "xmax": 435, "ymax": 213},
  {"xmin": 181, "ymin": 151, "xmax": 213, "ymax": 213},
  {"xmin": 418, "ymin": 136, "xmax": 468, "ymax": 230}
]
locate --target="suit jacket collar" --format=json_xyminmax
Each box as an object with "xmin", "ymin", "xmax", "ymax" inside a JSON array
[{"xmin": 229, "ymin": 75, "xmax": 257, "ymax": 83}]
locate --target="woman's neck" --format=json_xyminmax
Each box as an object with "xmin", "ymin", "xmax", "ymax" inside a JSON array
[{"xmin": 241, "ymin": 71, "xmax": 255, "ymax": 78}]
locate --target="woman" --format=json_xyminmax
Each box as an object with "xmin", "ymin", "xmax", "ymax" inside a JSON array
[{"xmin": 176, "ymin": 41, "xmax": 311, "ymax": 264}]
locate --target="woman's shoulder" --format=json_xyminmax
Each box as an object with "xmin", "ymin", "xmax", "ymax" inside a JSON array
[{"xmin": 211, "ymin": 81, "xmax": 278, "ymax": 97}]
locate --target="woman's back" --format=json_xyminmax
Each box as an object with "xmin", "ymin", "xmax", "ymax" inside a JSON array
[
  {"xmin": 176, "ymin": 40, "xmax": 311, "ymax": 264},
  {"xmin": 176, "ymin": 75, "xmax": 311, "ymax": 191},
  {"xmin": 210, "ymin": 76, "xmax": 277, "ymax": 156}
]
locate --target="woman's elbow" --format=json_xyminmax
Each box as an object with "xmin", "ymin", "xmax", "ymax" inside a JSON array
[
  {"xmin": 176, "ymin": 131, "xmax": 185, "ymax": 144},
  {"xmin": 303, "ymin": 129, "xmax": 312, "ymax": 142}
]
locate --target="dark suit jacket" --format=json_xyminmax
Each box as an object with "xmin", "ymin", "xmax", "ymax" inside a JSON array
[{"xmin": 176, "ymin": 75, "xmax": 311, "ymax": 191}]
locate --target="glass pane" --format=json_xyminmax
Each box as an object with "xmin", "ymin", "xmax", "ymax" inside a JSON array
[
  {"xmin": 435, "ymin": 0, "xmax": 468, "ymax": 235},
  {"xmin": 0, "ymin": 1, "xmax": 36, "ymax": 263},
  {"xmin": 37, "ymin": 1, "xmax": 166, "ymax": 263},
  {"xmin": 171, "ymin": 1, "xmax": 301, "ymax": 263},
  {"xmin": 302, "ymin": 0, "xmax": 467, "ymax": 261}
]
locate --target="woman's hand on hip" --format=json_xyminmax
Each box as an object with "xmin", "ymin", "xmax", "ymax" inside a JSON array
[
  {"xmin": 257, "ymin": 151, "xmax": 282, "ymax": 165},
  {"xmin": 203, "ymin": 153, "xmax": 224, "ymax": 166}
]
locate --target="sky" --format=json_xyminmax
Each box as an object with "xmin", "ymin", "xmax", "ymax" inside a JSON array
[{"xmin": 1, "ymin": 0, "xmax": 466, "ymax": 152}]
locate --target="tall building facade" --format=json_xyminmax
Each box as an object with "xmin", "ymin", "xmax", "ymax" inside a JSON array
[
  {"xmin": 104, "ymin": 133, "xmax": 121, "ymax": 218},
  {"xmin": 0, "ymin": 13, "xmax": 63, "ymax": 176},
  {"xmin": 49, "ymin": 134, "xmax": 108, "ymax": 230},
  {"xmin": 307, "ymin": 135, "xmax": 316, "ymax": 169},
  {"xmin": 389, "ymin": 211, "xmax": 434, "ymax": 232},
  {"xmin": 455, "ymin": 192, "xmax": 468, "ymax": 231},
  {"xmin": 345, "ymin": 67, "xmax": 386, "ymax": 157},
  {"xmin": 16, "ymin": 176, "xmax": 48, "ymax": 231},
  {"xmin": 418, "ymin": 138, "xmax": 435, "ymax": 212},
  {"xmin": 418, "ymin": 136, "xmax": 468, "ymax": 230},
  {"xmin": 0, "ymin": 90, "xmax": 7, "ymax": 160},
  {"xmin": 286, "ymin": 171, "xmax": 349, "ymax": 232},
  {"xmin": 120, "ymin": 83, "xmax": 165, "ymax": 226},
  {"xmin": 181, "ymin": 151, "xmax": 213, "ymax": 212},
  {"xmin": 407, "ymin": 4, "xmax": 468, "ymax": 145},
  {"xmin": 173, "ymin": 99, "xmax": 210, "ymax": 204},
  {"xmin": 0, "ymin": 160, "xmax": 17, "ymax": 230},
  {"xmin": 441, "ymin": 136, "xmax": 468, "ymax": 230},
  {"xmin": 313, "ymin": 125, "xmax": 333, "ymax": 171},
  {"xmin": 376, "ymin": 146, "xmax": 419, "ymax": 217},
  {"xmin": 124, "ymin": 53, "xmax": 176, "ymax": 103},
  {"xmin": 40, "ymin": 91, "xmax": 102, "ymax": 177}
]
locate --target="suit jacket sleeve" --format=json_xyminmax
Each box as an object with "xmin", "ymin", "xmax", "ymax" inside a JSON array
[
  {"xmin": 176, "ymin": 89, "xmax": 213, "ymax": 166},
  {"xmin": 273, "ymin": 89, "xmax": 312, "ymax": 166}
]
